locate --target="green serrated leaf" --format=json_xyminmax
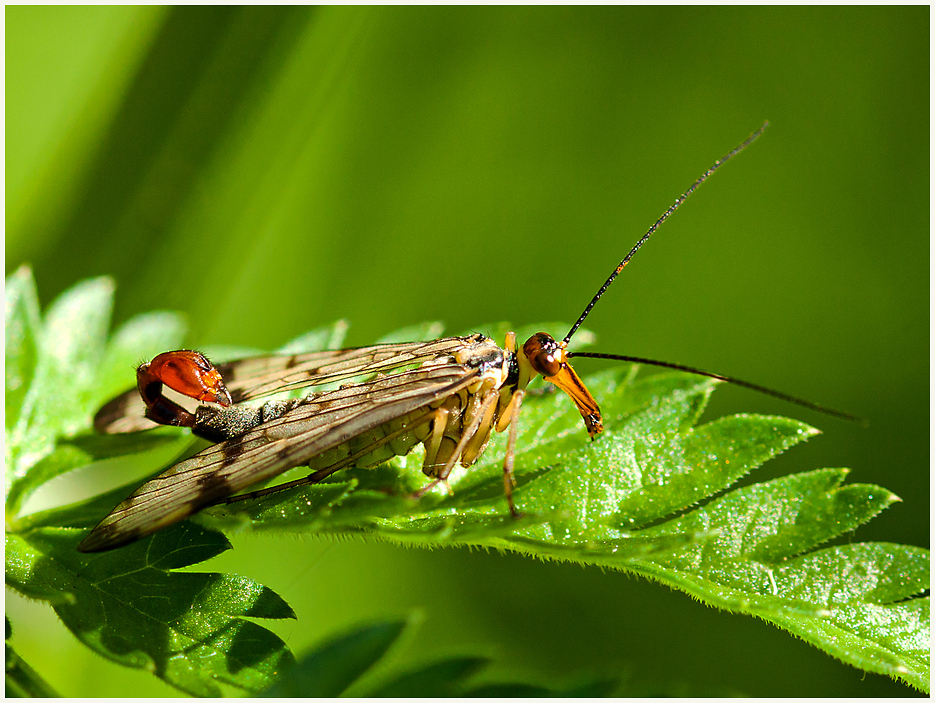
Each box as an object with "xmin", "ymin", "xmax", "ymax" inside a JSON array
[
  {"xmin": 64, "ymin": 426, "xmax": 191, "ymax": 463},
  {"xmin": 774, "ymin": 542, "xmax": 930, "ymax": 605},
  {"xmin": 615, "ymin": 413, "xmax": 819, "ymax": 529},
  {"xmin": 34, "ymin": 276, "xmax": 114, "ymax": 431},
  {"xmin": 7, "ymin": 276, "xmax": 115, "ymax": 510},
  {"xmin": 647, "ymin": 469, "xmax": 897, "ymax": 565},
  {"xmin": 8, "ymin": 429, "xmax": 194, "ymax": 527},
  {"xmin": 759, "ymin": 544, "xmax": 930, "ymax": 688},
  {"xmin": 6, "ymin": 524, "xmax": 295, "ymax": 696},
  {"xmin": 378, "ymin": 510, "xmax": 553, "ymax": 545},
  {"xmin": 198, "ymin": 481, "xmax": 357, "ymax": 534},
  {"xmin": 770, "ymin": 596, "xmax": 929, "ymax": 690},
  {"xmin": 501, "ymin": 530, "xmax": 718, "ymax": 564},
  {"xmin": 5, "ymin": 266, "xmax": 41, "ymax": 437},
  {"xmin": 7, "ymin": 444, "xmax": 102, "ymax": 521},
  {"xmin": 508, "ymin": 379, "xmax": 722, "ymax": 543}
]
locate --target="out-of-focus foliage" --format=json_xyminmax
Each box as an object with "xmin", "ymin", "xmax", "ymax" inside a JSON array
[{"xmin": 6, "ymin": 6, "xmax": 927, "ymax": 697}]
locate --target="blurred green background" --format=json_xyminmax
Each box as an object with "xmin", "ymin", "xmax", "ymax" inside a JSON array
[{"xmin": 6, "ymin": 6, "xmax": 927, "ymax": 696}]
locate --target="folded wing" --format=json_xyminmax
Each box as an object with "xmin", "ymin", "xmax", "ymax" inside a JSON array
[{"xmin": 79, "ymin": 362, "xmax": 478, "ymax": 552}]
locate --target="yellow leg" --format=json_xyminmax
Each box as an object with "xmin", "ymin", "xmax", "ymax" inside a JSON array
[{"xmin": 502, "ymin": 389, "xmax": 525, "ymax": 518}]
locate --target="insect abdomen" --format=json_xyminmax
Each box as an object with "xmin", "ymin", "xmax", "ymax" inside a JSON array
[{"xmin": 305, "ymin": 408, "xmax": 435, "ymax": 473}]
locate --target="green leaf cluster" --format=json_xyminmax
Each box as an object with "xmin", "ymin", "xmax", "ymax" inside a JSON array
[{"xmin": 5, "ymin": 269, "xmax": 929, "ymax": 695}]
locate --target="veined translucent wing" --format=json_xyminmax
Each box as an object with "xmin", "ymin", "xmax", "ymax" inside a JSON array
[
  {"xmin": 221, "ymin": 336, "xmax": 481, "ymax": 402},
  {"xmin": 93, "ymin": 336, "xmax": 481, "ymax": 434},
  {"xmin": 78, "ymin": 361, "xmax": 482, "ymax": 552}
]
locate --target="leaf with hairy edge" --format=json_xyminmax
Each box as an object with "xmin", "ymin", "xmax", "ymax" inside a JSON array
[
  {"xmin": 7, "ymin": 523, "xmax": 296, "ymax": 696},
  {"xmin": 8, "ymin": 275, "xmax": 114, "ymax": 483},
  {"xmin": 625, "ymin": 470, "xmax": 927, "ymax": 688}
]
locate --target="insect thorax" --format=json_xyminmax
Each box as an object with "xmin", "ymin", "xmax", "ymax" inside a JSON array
[{"xmin": 451, "ymin": 333, "xmax": 508, "ymax": 371}]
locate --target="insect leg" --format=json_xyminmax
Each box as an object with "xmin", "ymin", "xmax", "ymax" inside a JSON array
[
  {"xmin": 417, "ymin": 388, "xmax": 500, "ymax": 498},
  {"xmin": 459, "ymin": 390, "xmax": 500, "ymax": 465},
  {"xmin": 501, "ymin": 388, "xmax": 525, "ymax": 518},
  {"xmin": 421, "ymin": 396, "xmax": 466, "ymax": 479},
  {"xmin": 423, "ymin": 400, "xmax": 457, "ymax": 467},
  {"xmin": 411, "ymin": 475, "xmax": 447, "ymax": 500}
]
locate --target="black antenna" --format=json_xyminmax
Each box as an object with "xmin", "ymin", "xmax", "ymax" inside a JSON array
[
  {"xmin": 563, "ymin": 121, "xmax": 768, "ymax": 345},
  {"xmin": 568, "ymin": 351, "xmax": 867, "ymax": 425}
]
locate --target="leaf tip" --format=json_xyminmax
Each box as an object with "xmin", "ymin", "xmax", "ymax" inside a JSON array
[{"xmin": 10, "ymin": 263, "xmax": 34, "ymax": 280}]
